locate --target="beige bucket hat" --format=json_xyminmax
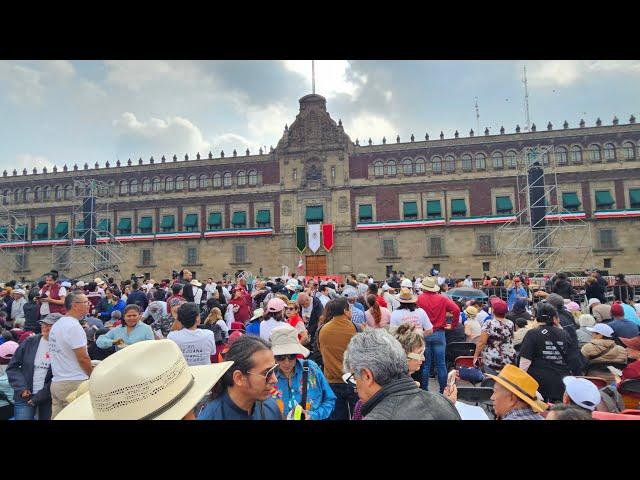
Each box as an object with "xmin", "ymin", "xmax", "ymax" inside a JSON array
[
  {"xmin": 270, "ymin": 324, "xmax": 310, "ymax": 358},
  {"xmin": 55, "ymin": 339, "xmax": 232, "ymax": 420}
]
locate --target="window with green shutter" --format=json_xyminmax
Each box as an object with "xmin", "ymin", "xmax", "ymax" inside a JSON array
[
  {"xmin": 207, "ymin": 212, "xmax": 222, "ymax": 229},
  {"xmin": 0, "ymin": 225, "xmax": 8, "ymax": 240},
  {"xmin": 450, "ymin": 199, "xmax": 467, "ymax": 217},
  {"xmin": 232, "ymin": 211, "xmax": 247, "ymax": 228},
  {"xmin": 496, "ymin": 196, "xmax": 513, "ymax": 214},
  {"xmin": 138, "ymin": 216, "xmax": 153, "ymax": 234},
  {"xmin": 595, "ymin": 190, "xmax": 614, "ymax": 210},
  {"xmin": 184, "ymin": 214, "xmax": 198, "ymax": 231},
  {"xmin": 160, "ymin": 215, "xmax": 175, "ymax": 232},
  {"xmin": 34, "ymin": 223, "xmax": 49, "ymax": 239},
  {"xmin": 256, "ymin": 210, "xmax": 271, "ymax": 227},
  {"xmin": 403, "ymin": 201, "xmax": 418, "ymax": 220},
  {"xmin": 74, "ymin": 220, "xmax": 85, "ymax": 235},
  {"xmin": 426, "ymin": 200, "xmax": 441, "ymax": 218},
  {"xmin": 14, "ymin": 225, "xmax": 27, "ymax": 240},
  {"xmin": 562, "ymin": 192, "xmax": 581, "ymax": 211},
  {"xmin": 117, "ymin": 217, "xmax": 132, "ymax": 235},
  {"xmin": 629, "ymin": 188, "xmax": 640, "ymax": 208},
  {"xmin": 97, "ymin": 219, "xmax": 111, "ymax": 233},
  {"xmin": 55, "ymin": 221, "xmax": 68, "ymax": 238},
  {"xmin": 358, "ymin": 204, "xmax": 372, "ymax": 223},
  {"xmin": 305, "ymin": 205, "xmax": 323, "ymax": 222}
]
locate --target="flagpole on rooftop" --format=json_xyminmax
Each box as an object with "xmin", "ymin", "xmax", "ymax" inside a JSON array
[{"xmin": 312, "ymin": 60, "xmax": 315, "ymax": 94}]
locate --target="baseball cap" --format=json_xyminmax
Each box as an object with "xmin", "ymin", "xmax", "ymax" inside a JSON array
[
  {"xmin": 566, "ymin": 302, "xmax": 581, "ymax": 313},
  {"xmin": 587, "ymin": 298, "xmax": 601, "ymax": 307},
  {"xmin": 266, "ymin": 297, "xmax": 287, "ymax": 313},
  {"xmin": 610, "ymin": 303, "xmax": 624, "ymax": 318},
  {"xmin": 546, "ymin": 293, "xmax": 564, "ymax": 308},
  {"xmin": 13, "ymin": 288, "xmax": 26, "ymax": 296},
  {"xmin": 586, "ymin": 323, "xmax": 614, "ymax": 338},
  {"xmin": 563, "ymin": 376, "xmax": 601, "ymax": 411},
  {"xmin": 60, "ymin": 281, "xmax": 71, "ymax": 288},
  {"xmin": 400, "ymin": 278, "xmax": 413, "ymax": 288},
  {"xmin": 491, "ymin": 298, "xmax": 508, "ymax": 316},
  {"xmin": 40, "ymin": 313, "xmax": 63, "ymax": 325},
  {"xmin": 0, "ymin": 340, "xmax": 19, "ymax": 364},
  {"xmin": 76, "ymin": 281, "xmax": 86, "ymax": 288}
]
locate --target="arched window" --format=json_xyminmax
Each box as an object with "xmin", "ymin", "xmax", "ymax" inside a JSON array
[
  {"xmin": 506, "ymin": 151, "xmax": 517, "ymax": 168},
  {"xmin": 129, "ymin": 179, "xmax": 138, "ymax": 194},
  {"xmin": 24, "ymin": 188, "xmax": 32, "ymax": 202},
  {"xmin": 604, "ymin": 143, "xmax": 616, "ymax": 161},
  {"xmin": 588, "ymin": 144, "xmax": 601, "ymax": 162},
  {"xmin": 541, "ymin": 150, "xmax": 550, "ymax": 166},
  {"xmin": 33, "ymin": 187, "xmax": 41, "ymax": 201},
  {"xmin": 492, "ymin": 152, "xmax": 504, "ymax": 169},
  {"xmin": 461, "ymin": 154, "xmax": 472, "ymax": 171},
  {"xmin": 142, "ymin": 178, "xmax": 151, "ymax": 193},
  {"xmin": 188, "ymin": 175, "xmax": 197, "ymax": 189},
  {"xmin": 248, "ymin": 170, "xmax": 258, "ymax": 186},
  {"xmin": 14, "ymin": 189, "xmax": 20, "ymax": 203},
  {"xmin": 54, "ymin": 186, "xmax": 61, "ymax": 200},
  {"xmin": 415, "ymin": 157, "xmax": 426, "ymax": 174},
  {"xmin": 444, "ymin": 155, "xmax": 455, "ymax": 173},
  {"xmin": 402, "ymin": 158, "xmax": 413, "ymax": 175},
  {"xmin": 152, "ymin": 178, "xmax": 161, "ymax": 192},
  {"xmin": 223, "ymin": 172, "xmax": 232, "ymax": 187},
  {"xmin": 555, "ymin": 147, "xmax": 568, "ymax": 165},
  {"xmin": 570, "ymin": 145, "xmax": 582, "ymax": 163},
  {"xmin": 165, "ymin": 177, "xmax": 174, "ymax": 191},
  {"xmin": 373, "ymin": 161, "xmax": 384, "ymax": 176},
  {"xmin": 386, "ymin": 160, "xmax": 396, "ymax": 176},
  {"xmin": 119, "ymin": 180, "xmax": 129, "ymax": 195},
  {"xmin": 622, "ymin": 141, "xmax": 635, "ymax": 160},
  {"xmin": 43, "ymin": 186, "xmax": 51, "ymax": 201},
  {"xmin": 431, "ymin": 156, "xmax": 442, "ymax": 174},
  {"xmin": 199, "ymin": 174, "xmax": 209, "ymax": 188},
  {"xmin": 175, "ymin": 176, "xmax": 184, "ymax": 190},
  {"xmin": 1, "ymin": 190, "xmax": 8, "ymax": 205},
  {"xmin": 237, "ymin": 171, "xmax": 247, "ymax": 186},
  {"xmin": 64, "ymin": 185, "xmax": 72, "ymax": 200},
  {"xmin": 108, "ymin": 181, "xmax": 115, "ymax": 197},
  {"xmin": 213, "ymin": 173, "xmax": 222, "ymax": 188},
  {"xmin": 475, "ymin": 153, "xmax": 486, "ymax": 170}
]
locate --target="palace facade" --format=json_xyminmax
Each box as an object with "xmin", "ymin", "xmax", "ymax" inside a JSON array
[{"xmin": 1, "ymin": 94, "xmax": 640, "ymax": 281}]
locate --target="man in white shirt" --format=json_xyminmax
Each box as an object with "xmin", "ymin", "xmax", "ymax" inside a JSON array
[
  {"xmin": 205, "ymin": 278, "xmax": 217, "ymax": 300},
  {"xmin": 318, "ymin": 284, "xmax": 331, "ymax": 308},
  {"xmin": 167, "ymin": 303, "xmax": 215, "ymax": 366},
  {"xmin": 48, "ymin": 292, "xmax": 93, "ymax": 418},
  {"xmin": 463, "ymin": 275, "xmax": 474, "ymax": 288},
  {"xmin": 260, "ymin": 298, "xmax": 288, "ymax": 341},
  {"xmin": 39, "ymin": 274, "xmax": 67, "ymax": 317}
]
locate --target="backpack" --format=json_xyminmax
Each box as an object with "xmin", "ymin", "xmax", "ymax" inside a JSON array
[{"xmin": 210, "ymin": 322, "xmax": 227, "ymax": 345}]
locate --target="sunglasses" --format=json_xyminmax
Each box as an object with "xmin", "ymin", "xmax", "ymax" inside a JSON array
[
  {"xmin": 275, "ymin": 354, "xmax": 298, "ymax": 361},
  {"xmin": 286, "ymin": 307, "xmax": 297, "ymax": 311},
  {"xmin": 407, "ymin": 352, "xmax": 425, "ymax": 361},
  {"xmin": 245, "ymin": 363, "xmax": 279, "ymax": 382}
]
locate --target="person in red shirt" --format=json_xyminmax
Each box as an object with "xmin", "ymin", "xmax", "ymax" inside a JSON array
[
  {"xmin": 228, "ymin": 287, "xmax": 252, "ymax": 324},
  {"xmin": 367, "ymin": 283, "xmax": 387, "ymax": 308},
  {"xmin": 416, "ymin": 276, "xmax": 461, "ymax": 393}
]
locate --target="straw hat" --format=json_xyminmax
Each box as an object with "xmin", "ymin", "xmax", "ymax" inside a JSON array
[
  {"xmin": 190, "ymin": 279, "xmax": 203, "ymax": 288},
  {"xmin": 486, "ymin": 364, "xmax": 548, "ymax": 413},
  {"xmin": 55, "ymin": 340, "xmax": 232, "ymax": 420},
  {"xmin": 250, "ymin": 308, "xmax": 264, "ymax": 321},
  {"xmin": 396, "ymin": 287, "xmax": 418, "ymax": 304},
  {"xmin": 94, "ymin": 278, "xmax": 106, "ymax": 286},
  {"xmin": 270, "ymin": 324, "xmax": 309, "ymax": 358},
  {"xmin": 464, "ymin": 306, "xmax": 479, "ymax": 317},
  {"xmin": 419, "ymin": 276, "xmax": 440, "ymax": 293}
]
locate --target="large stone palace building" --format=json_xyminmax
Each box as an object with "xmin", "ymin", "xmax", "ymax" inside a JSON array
[{"xmin": 1, "ymin": 94, "xmax": 640, "ymax": 281}]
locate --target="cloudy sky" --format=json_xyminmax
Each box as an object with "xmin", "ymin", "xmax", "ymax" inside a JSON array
[{"xmin": 1, "ymin": 60, "xmax": 639, "ymax": 173}]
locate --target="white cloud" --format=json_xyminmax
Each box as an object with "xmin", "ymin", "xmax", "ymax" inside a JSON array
[
  {"xmin": 345, "ymin": 112, "xmax": 397, "ymax": 143},
  {"xmin": 246, "ymin": 103, "xmax": 293, "ymax": 142},
  {"xmin": 0, "ymin": 61, "xmax": 44, "ymax": 105},
  {"xmin": 282, "ymin": 60, "xmax": 367, "ymax": 99},
  {"xmin": 104, "ymin": 60, "xmax": 211, "ymax": 92},
  {"xmin": 14, "ymin": 154, "xmax": 57, "ymax": 172},
  {"xmin": 211, "ymin": 133, "xmax": 255, "ymax": 156},
  {"xmin": 42, "ymin": 60, "xmax": 76, "ymax": 81},
  {"xmin": 78, "ymin": 80, "xmax": 108, "ymax": 102},
  {"xmin": 526, "ymin": 60, "xmax": 640, "ymax": 88},
  {"xmin": 113, "ymin": 112, "xmax": 211, "ymax": 157}
]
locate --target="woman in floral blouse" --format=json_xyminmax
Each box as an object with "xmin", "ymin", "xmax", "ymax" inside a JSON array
[{"xmin": 473, "ymin": 298, "xmax": 516, "ymax": 372}]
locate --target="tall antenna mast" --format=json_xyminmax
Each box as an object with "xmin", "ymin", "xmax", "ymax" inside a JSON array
[
  {"xmin": 312, "ymin": 60, "xmax": 315, "ymax": 94},
  {"xmin": 475, "ymin": 97, "xmax": 480, "ymax": 133},
  {"xmin": 523, "ymin": 65, "xmax": 531, "ymax": 132}
]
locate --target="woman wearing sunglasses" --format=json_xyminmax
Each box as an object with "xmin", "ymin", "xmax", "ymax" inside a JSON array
[
  {"xmin": 270, "ymin": 324, "xmax": 336, "ymax": 420},
  {"xmin": 285, "ymin": 302, "xmax": 309, "ymax": 346}
]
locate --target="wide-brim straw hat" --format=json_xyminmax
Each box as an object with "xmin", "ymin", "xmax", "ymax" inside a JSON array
[
  {"xmin": 250, "ymin": 308, "xmax": 265, "ymax": 321},
  {"xmin": 190, "ymin": 279, "xmax": 203, "ymax": 288},
  {"xmin": 270, "ymin": 324, "xmax": 310, "ymax": 358},
  {"xmin": 486, "ymin": 364, "xmax": 548, "ymax": 413},
  {"xmin": 55, "ymin": 340, "xmax": 232, "ymax": 420},
  {"xmin": 419, "ymin": 276, "xmax": 440, "ymax": 292},
  {"xmin": 396, "ymin": 287, "xmax": 418, "ymax": 304}
]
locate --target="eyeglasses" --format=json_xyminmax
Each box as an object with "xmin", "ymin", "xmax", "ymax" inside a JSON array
[
  {"xmin": 275, "ymin": 354, "xmax": 298, "ymax": 362},
  {"xmin": 245, "ymin": 363, "xmax": 279, "ymax": 382},
  {"xmin": 407, "ymin": 352, "xmax": 425, "ymax": 361}
]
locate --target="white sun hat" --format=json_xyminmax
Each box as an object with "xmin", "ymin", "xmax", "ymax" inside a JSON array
[
  {"xmin": 55, "ymin": 339, "xmax": 232, "ymax": 420},
  {"xmin": 270, "ymin": 324, "xmax": 309, "ymax": 358}
]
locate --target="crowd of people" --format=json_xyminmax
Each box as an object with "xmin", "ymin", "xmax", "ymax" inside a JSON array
[{"xmin": 1, "ymin": 266, "xmax": 639, "ymax": 420}]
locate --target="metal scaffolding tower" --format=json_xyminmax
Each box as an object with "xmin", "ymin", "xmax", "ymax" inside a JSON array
[
  {"xmin": 495, "ymin": 145, "xmax": 595, "ymax": 275},
  {"xmin": 0, "ymin": 203, "xmax": 29, "ymax": 275},
  {"xmin": 56, "ymin": 179, "xmax": 124, "ymax": 281}
]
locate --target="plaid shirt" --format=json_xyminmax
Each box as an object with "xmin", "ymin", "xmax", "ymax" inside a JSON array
[{"xmin": 502, "ymin": 407, "xmax": 544, "ymax": 420}]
